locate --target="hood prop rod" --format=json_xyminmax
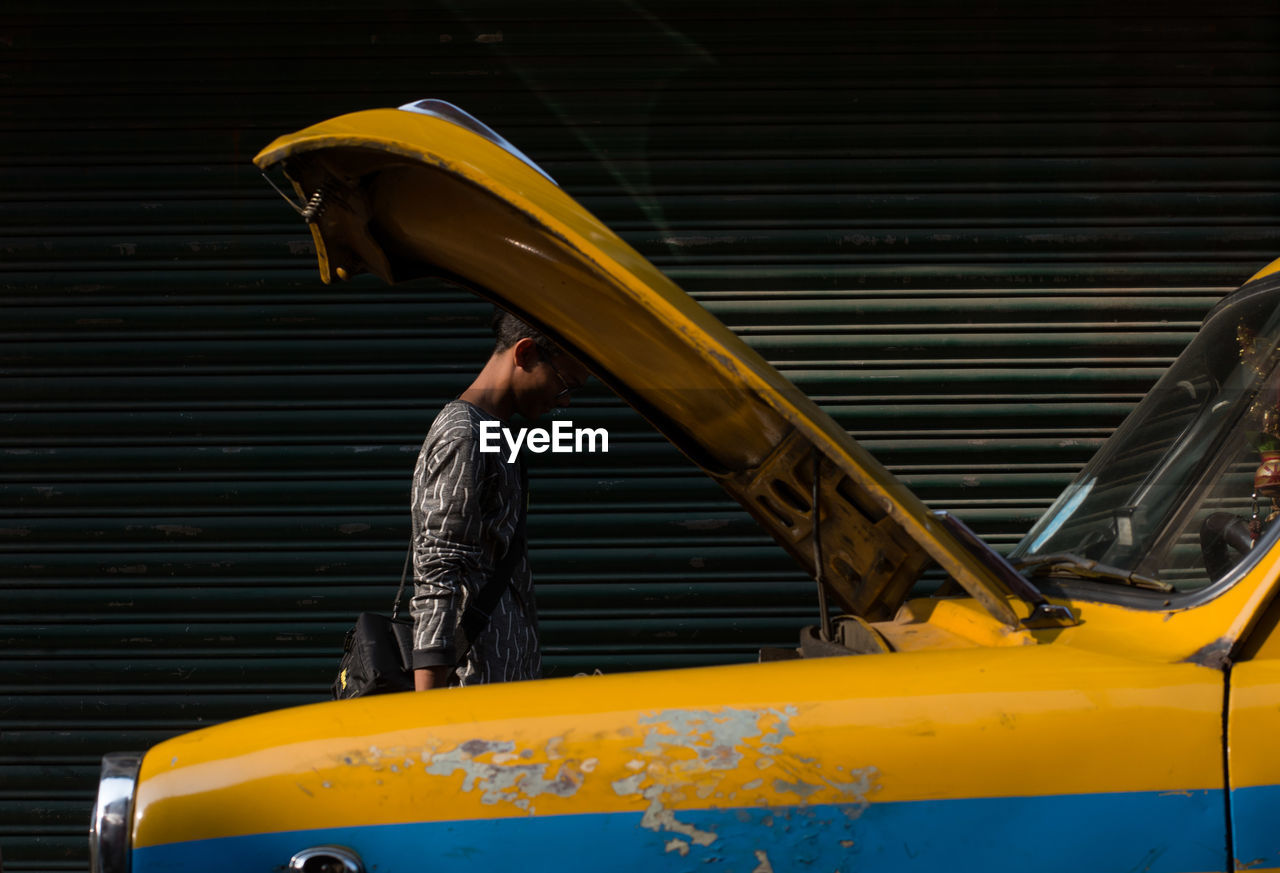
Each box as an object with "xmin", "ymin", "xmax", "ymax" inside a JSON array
[{"xmin": 812, "ymin": 447, "xmax": 832, "ymax": 641}]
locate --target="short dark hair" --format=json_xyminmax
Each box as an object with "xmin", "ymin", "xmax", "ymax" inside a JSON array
[{"xmin": 491, "ymin": 307, "xmax": 561, "ymax": 358}]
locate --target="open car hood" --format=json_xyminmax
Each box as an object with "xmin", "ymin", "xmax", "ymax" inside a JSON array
[{"xmin": 254, "ymin": 100, "xmax": 1062, "ymax": 629}]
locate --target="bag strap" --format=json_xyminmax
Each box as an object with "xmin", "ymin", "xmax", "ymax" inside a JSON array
[{"xmin": 391, "ymin": 550, "xmax": 412, "ymax": 620}]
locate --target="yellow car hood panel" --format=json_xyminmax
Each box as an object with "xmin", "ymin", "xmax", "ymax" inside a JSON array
[
  {"xmin": 253, "ymin": 103, "xmax": 1022, "ymax": 625},
  {"xmin": 133, "ymin": 645, "xmax": 1224, "ymax": 848}
]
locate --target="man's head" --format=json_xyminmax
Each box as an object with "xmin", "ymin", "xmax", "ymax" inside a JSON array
[
  {"xmin": 490, "ymin": 308, "xmax": 590, "ymax": 421},
  {"xmin": 491, "ymin": 308, "xmax": 559, "ymax": 358}
]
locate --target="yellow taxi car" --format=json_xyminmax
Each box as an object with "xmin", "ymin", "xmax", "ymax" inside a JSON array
[{"xmin": 90, "ymin": 101, "xmax": 1280, "ymax": 873}]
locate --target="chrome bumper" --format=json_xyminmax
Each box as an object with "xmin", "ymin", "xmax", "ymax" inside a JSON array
[{"xmin": 89, "ymin": 752, "xmax": 142, "ymax": 873}]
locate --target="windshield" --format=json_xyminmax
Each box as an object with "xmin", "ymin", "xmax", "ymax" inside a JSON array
[{"xmin": 1011, "ymin": 275, "xmax": 1280, "ymax": 592}]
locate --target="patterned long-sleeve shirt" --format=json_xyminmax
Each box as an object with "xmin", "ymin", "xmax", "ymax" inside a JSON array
[{"xmin": 409, "ymin": 400, "xmax": 540, "ymax": 685}]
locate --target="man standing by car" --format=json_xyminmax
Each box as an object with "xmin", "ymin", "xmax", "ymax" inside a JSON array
[{"xmin": 409, "ymin": 308, "xmax": 589, "ymax": 689}]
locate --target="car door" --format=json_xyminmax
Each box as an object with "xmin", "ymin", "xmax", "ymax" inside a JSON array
[{"xmin": 1228, "ymin": 591, "xmax": 1280, "ymax": 872}]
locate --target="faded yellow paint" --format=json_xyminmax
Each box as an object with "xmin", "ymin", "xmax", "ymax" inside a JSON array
[{"xmin": 132, "ymin": 642, "xmax": 1222, "ymax": 849}]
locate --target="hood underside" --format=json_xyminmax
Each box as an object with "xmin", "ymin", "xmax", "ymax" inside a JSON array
[{"xmin": 253, "ymin": 101, "xmax": 1035, "ymax": 627}]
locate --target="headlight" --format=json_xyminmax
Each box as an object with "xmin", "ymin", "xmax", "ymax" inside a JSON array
[{"xmin": 89, "ymin": 752, "xmax": 143, "ymax": 873}]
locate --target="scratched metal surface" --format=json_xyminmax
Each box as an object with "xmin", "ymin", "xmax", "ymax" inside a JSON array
[
  {"xmin": 3, "ymin": 0, "xmax": 1280, "ymax": 869},
  {"xmin": 125, "ymin": 646, "xmax": 1228, "ymax": 871}
]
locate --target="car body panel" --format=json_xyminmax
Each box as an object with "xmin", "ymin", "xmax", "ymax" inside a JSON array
[
  {"xmin": 133, "ymin": 795, "xmax": 1227, "ymax": 873},
  {"xmin": 1025, "ymin": 540, "xmax": 1280, "ymax": 667},
  {"xmin": 1229, "ymin": 659, "xmax": 1280, "ymax": 872},
  {"xmin": 1228, "ymin": 587, "xmax": 1280, "ymax": 872},
  {"xmin": 130, "ymin": 645, "xmax": 1224, "ymax": 871},
  {"xmin": 89, "ymin": 104, "xmax": 1280, "ymax": 872},
  {"xmin": 132, "ymin": 795, "xmax": 1225, "ymax": 873},
  {"xmin": 252, "ymin": 106, "xmax": 1031, "ymax": 627}
]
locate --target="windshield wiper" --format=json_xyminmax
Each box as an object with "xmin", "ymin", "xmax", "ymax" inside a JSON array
[
  {"xmin": 1014, "ymin": 553, "xmax": 1174, "ymax": 592},
  {"xmin": 932, "ymin": 511, "xmax": 1077, "ymax": 627}
]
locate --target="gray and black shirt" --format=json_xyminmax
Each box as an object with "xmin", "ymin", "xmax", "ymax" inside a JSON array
[{"xmin": 409, "ymin": 400, "xmax": 540, "ymax": 685}]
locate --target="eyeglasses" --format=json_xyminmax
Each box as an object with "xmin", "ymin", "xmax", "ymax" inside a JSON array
[{"xmin": 545, "ymin": 357, "xmax": 585, "ymax": 400}]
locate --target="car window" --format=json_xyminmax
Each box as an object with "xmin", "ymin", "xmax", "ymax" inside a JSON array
[{"xmin": 1012, "ymin": 278, "xmax": 1280, "ymax": 592}]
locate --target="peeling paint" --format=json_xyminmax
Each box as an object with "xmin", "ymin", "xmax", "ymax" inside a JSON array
[
  {"xmin": 1186, "ymin": 637, "xmax": 1232, "ymax": 669},
  {"xmin": 607, "ymin": 705, "xmax": 879, "ymax": 866},
  {"xmin": 637, "ymin": 786, "xmax": 718, "ymax": 846},
  {"xmin": 420, "ymin": 737, "xmax": 587, "ymax": 814},
  {"xmin": 773, "ymin": 777, "xmax": 821, "ymax": 799},
  {"xmin": 664, "ymin": 839, "xmax": 690, "ymax": 856},
  {"xmin": 334, "ymin": 707, "xmax": 876, "ymax": 865},
  {"xmin": 340, "ymin": 738, "xmax": 591, "ymax": 815},
  {"xmin": 611, "ymin": 707, "xmax": 793, "ymax": 849}
]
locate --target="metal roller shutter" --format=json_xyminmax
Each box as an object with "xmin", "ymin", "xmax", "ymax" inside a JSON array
[{"xmin": 2, "ymin": 1, "xmax": 1278, "ymax": 867}]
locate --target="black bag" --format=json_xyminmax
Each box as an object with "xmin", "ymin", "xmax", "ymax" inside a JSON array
[
  {"xmin": 333, "ymin": 611, "xmax": 416, "ymax": 698},
  {"xmin": 331, "ymin": 546, "xmax": 417, "ymax": 699},
  {"xmin": 333, "ymin": 478, "xmax": 528, "ymax": 699}
]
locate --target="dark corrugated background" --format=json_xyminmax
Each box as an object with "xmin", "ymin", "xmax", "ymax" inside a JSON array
[{"xmin": 2, "ymin": 1, "xmax": 1278, "ymax": 867}]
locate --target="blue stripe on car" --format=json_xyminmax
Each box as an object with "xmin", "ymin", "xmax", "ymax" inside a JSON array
[
  {"xmin": 134, "ymin": 788, "xmax": 1227, "ymax": 873},
  {"xmin": 1232, "ymin": 783, "xmax": 1280, "ymax": 869}
]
